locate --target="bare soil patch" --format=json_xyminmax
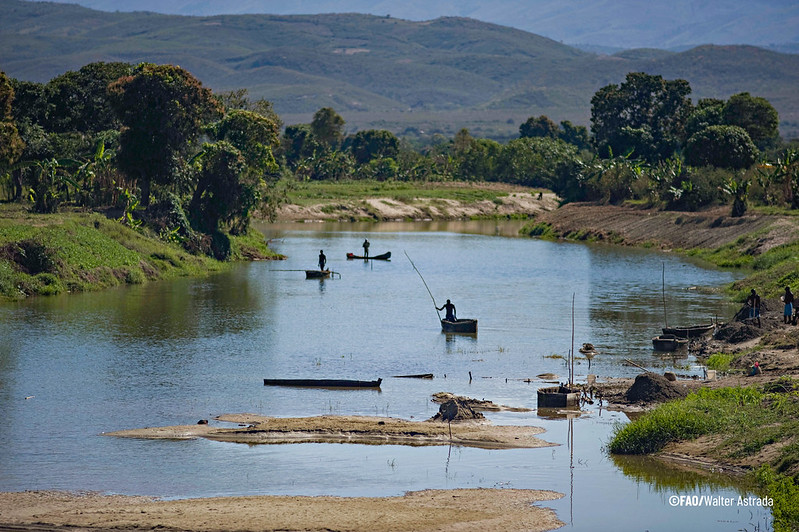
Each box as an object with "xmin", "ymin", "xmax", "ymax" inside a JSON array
[
  {"xmin": 104, "ymin": 413, "xmax": 554, "ymax": 450},
  {"xmin": 0, "ymin": 488, "xmax": 564, "ymax": 532}
]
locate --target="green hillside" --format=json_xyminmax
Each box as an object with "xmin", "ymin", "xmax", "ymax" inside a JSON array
[{"xmin": 2, "ymin": 0, "xmax": 798, "ymax": 140}]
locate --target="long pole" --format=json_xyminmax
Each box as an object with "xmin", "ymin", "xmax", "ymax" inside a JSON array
[
  {"xmin": 570, "ymin": 292, "xmax": 575, "ymax": 386},
  {"xmin": 404, "ymin": 251, "xmax": 442, "ymax": 320},
  {"xmin": 662, "ymin": 262, "xmax": 668, "ymax": 328}
]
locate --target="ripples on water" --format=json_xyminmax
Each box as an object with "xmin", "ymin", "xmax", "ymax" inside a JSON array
[{"xmin": 0, "ymin": 221, "xmax": 771, "ymax": 530}]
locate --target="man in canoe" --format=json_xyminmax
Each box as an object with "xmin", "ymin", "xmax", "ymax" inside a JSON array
[
  {"xmin": 318, "ymin": 250, "xmax": 326, "ymax": 271},
  {"xmin": 437, "ymin": 299, "xmax": 456, "ymax": 321},
  {"xmin": 747, "ymin": 288, "xmax": 761, "ymax": 327},
  {"xmin": 362, "ymin": 238, "xmax": 370, "ymax": 258}
]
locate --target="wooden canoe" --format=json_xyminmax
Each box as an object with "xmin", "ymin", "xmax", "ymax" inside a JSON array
[
  {"xmin": 305, "ymin": 269, "xmax": 331, "ymax": 279},
  {"xmin": 652, "ymin": 334, "xmax": 689, "ymax": 351},
  {"xmin": 346, "ymin": 251, "xmax": 391, "ymax": 260},
  {"xmin": 661, "ymin": 324, "xmax": 715, "ymax": 338},
  {"xmin": 537, "ymin": 385, "xmax": 580, "ymax": 408},
  {"xmin": 441, "ymin": 318, "xmax": 478, "ymax": 334},
  {"xmin": 263, "ymin": 378, "xmax": 382, "ymax": 388}
]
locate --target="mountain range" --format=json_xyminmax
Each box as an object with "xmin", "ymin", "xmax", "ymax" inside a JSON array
[
  {"xmin": 25, "ymin": 0, "xmax": 799, "ymax": 51},
  {"xmin": 3, "ymin": 0, "xmax": 799, "ymax": 140}
]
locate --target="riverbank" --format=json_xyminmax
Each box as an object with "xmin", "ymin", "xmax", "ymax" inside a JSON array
[
  {"xmin": 0, "ymin": 488, "xmax": 564, "ymax": 532},
  {"xmin": 0, "ymin": 204, "xmax": 281, "ymax": 301}
]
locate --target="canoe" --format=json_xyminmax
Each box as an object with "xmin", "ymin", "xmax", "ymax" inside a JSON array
[
  {"xmin": 652, "ymin": 334, "xmax": 689, "ymax": 351},
  {"xmin": 346, "ymin": 251, "xmax": 391, "ymax": 260},
  {"xmin": 441, "ymin": 318, "xmax": 478, "ymax": 334},
  {"xmin": 263, "ymin": 378, "xmax": 382, "ymax": 388},
  {"xmin": 661, "ymin": 324, "xmax": 715, "ymax": 338},
  {"xmin": 537, "ymin": 385, "xmax": 580, "ymax": 408},
  {"xmin": 305, "ymin": 270, "xmax": 330, "ymax": 279}
]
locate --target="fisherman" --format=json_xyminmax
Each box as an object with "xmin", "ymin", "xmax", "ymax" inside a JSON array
[
  {"xmin": 318, "ymin": 250, "xmax": 326, "ymax": 271},
  {"xmin": 362, "ymin": 238, "xmax": 370, "ymax": 258},
  {"xmin": 437, "ymin": 299, "xmax": 456, "ymax": 321},
  {"xmin": 784, "ymin": 286, "xmax": 794, "ymax": 324},
  {"xmin": 746, "ymin": 288, "xmax": 761, "ymax": 327}
]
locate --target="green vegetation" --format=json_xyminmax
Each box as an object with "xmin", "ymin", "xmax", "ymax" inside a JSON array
[
  {"xmin": 609, "ymin": 381, "xmax": 799, "ymax": 531},
  {"xmin": 0, "ymin": 206, "xmax": 278, "ymax": 301},
  {"xmin": 705, "ymin": 352, "xmax": 738, "ymax": 371},
  {"xmin": 284, "ymin": 179, "xmax": 514, "ymax": 206}
]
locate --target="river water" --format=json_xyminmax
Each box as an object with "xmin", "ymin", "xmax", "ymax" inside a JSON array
[{"xmin": 0, "ymin": 220, "xmax": 773, "ymax": 530}]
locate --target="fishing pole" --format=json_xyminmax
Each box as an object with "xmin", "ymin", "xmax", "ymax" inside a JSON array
[{"xmin": 404, "ymin": 251, "xmax": 442, "ymax": 320}]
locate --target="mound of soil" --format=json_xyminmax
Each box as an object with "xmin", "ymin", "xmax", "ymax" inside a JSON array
[
  {"xmin": 714, "ymin": 321, "xmax": 763, "ymax": 343},
  {"xmin": 429, "ymin": 399, "xmax": 485, "ymax": 421},
  {"xmin": 624, "ymin": 372, "xmax": 689, "ymax": 404}
]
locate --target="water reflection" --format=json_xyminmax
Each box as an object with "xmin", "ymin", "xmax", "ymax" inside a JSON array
[{"xmin": 611, "ymin": 454, "xmax": 751, "ymax": 494}]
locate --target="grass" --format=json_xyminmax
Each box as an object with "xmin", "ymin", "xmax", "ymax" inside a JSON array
[
  {"xmin": 608, "ymin": 381, "xmax": 799, "ymax": 531},
  {"xmin": 284, "ymin": 179, "xmax": 515, "ymax": 206},
  {"xmin": 705, "ymin": 352, "xmax": 738, "ymax": 371},
  {"xmin": 0, "ymin": 205, "xmax": 279, "ymax": 301}
]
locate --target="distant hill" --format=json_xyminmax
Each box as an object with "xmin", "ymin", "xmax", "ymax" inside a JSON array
[
  {"xmin": 26, "ymin": 0, "xmax": 799, "ymax": 50},
  {"xmin": 3, "ymin": 0, "xmax": 799, "ymax": 140}
]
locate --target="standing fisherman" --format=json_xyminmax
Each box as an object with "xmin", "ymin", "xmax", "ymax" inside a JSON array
[
  {"xmin": 747, "ymin": 288, "xmax": 761, "ymax": 327},
  {"xmin": 437, "ymin": 299, "xmax": 457, "ymax": 321},
  {"xmin": 362, "ymin": 239, "xmax": 370, "ymax": 259},
  {"xmin": 318, "ymin": 250, "xmax": 327, "ymax": 271}
]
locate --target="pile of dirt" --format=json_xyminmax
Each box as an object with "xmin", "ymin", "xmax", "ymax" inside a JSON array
[
  {"xmin": 624, "ymin": 373, "xmax": 689, "ymax": 404},
  {"xmin": 429, "ymin": 399, "xmax": 485, "ymax": 421},
  {"xmin": 714, "ymin": 321, "xmax": 763, "ymax": 343}
]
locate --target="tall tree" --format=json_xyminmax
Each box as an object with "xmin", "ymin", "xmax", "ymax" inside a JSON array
[
  {"xmin": 108, "ymin": 63, "xmax": 222, "ymax": 205},
  {"xmin": 349, "ymin": 129, "xmax": 399, "ymax": 165},
  {"xmin": 684, "ymin": 125, "xmax": 758, "ymax": 170},
  {"xmin": 520, "ymin": 115, "xmax": 558, "ymax": 139},
  {"xmin": 311, "ymin": 107, "xmax": 345, "ymax": 150},
  {"xmin": 0, "ymin": 72, "xmax": 25, "ymax": 182},
  {"xmin": 722, "ymin": 92, "xmax": 779, "ymax": 149},
  {"xmin": 44, "ymin": 62, "xmax": 132, "ymax": 133},
  {"xmin": 591, "ymin": 72, "xmax": 692, "ymax": 163}
]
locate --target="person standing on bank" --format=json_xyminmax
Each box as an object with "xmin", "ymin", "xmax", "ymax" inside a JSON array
[
  {"xmin": 318, "ymin": 250, "xmax": 327, "ymax": 271},
  {"xmin": 362, "ymin": 239, "xmax": 370, "ymax": 259},
  {"xmin": 747, "ymin": 288, "xmax": 761, "ymax": 327},
  {"xmin": 437, "ymin": 299, "xmax": 456, "ymax": 321},
  {"xmin": 783, "ymin": 286, "xmax": 794, "ymax": 324}
]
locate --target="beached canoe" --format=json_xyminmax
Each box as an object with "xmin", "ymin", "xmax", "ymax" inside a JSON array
[
  {"xmin": 346, "ymin": 251, "xmax": 391, "ymax": 260},
  {"xmin": 652, "ymin": 334, "xmax": 689, "ymax": 351},
  {"xmin": 305, "ymin": 270, "xmax": 331, "ymax": 279},
  {"xmin": 263, "ymin": 378, "xmax": 382, "ymax": 388},
  {"xmin": 661, "ymin": 324, "xmax": 715, "ymax": 338},
  {"xmin": 441, "ymin": 318, "xmax": 478, "ymax": 334}
]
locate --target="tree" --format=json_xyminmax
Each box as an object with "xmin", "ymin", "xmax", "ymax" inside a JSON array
[
  {"xmin": 558, "ymin": 121, "xmax": 591, "ymax": 151},
  {"xmin": 520, "ymin": 115, "xmax": 558, "ymax": 139},
  {"xmin": 310, "ymin": 107, "xmax": 345, "ymax": 149},
  {"xmin": 684, "ymin": 125, "xmax": 758, "ymax": 169},
  {"xmin": 591, "ymin": 72, "xmax": 692, "ymax": 163},
  {"xmin": 0, "ymin": 72, "xmax": 24, "ymax": 185},
  {"xmin": 349, "ymin": 129, "xmax": 399, "ymax": 165},
  {"xmin": 722, "ymin": 92, "xmax": 779, "ymax": 149},
  {"xmin": 495, "ymin": 137, "xmax": 579, "ymax": 190},
  {"xmin": 281, "ymin": 124, "xmax": 317, "ymax": 170},
  {"xmin": 44, "ymin": 62, "xmax": 132, "ymax": 134},
  {"xmin": 108, "ymin": 63, "xmax": 222, "ymax": 206},
  {"xmin": 684, "ymin": 98, "xmax": 725, "ymax": 140},
  {"xmin": 189, "ymin": 141, "xmax": 247, "ymax": 236}
]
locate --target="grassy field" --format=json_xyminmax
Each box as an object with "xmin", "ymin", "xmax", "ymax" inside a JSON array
[
  {"xmin": 0, "ymin": 204, "xmax": 279, "ymax": 301},
  {"xmin": 284, "ymin": 179, "xmax": 536, "ymax": 205}
]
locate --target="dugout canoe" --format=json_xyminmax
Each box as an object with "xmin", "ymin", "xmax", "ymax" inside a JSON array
[
  {"xmin": 305, "ymin": 270, "xmax": 331, "ymax": 279},
  {"xmin": 263, "ymin": 378, "xmax": 382, "ymax": 388},
  {"xmin": 537, "ymin": 385, "xmax": 580, "ymax": 408},
  {"xmin": 441, "ymin": 318, "xmax": 478, "ymax": 334},
  {"xmin": 652, "ymin": 334, "xmax": 689, "ymax": 351},
  {"xmin": 661, "ymin": 324, "xmax": 715, "ymax": 338},
  {"xmin": 346, "ymin": 251, "xmax": 391, "ymax": 260}
]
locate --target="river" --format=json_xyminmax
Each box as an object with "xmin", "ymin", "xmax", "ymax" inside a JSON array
[{"xmin": 0, "ymin": 220, "xmax": 772, "ymax": 531}]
